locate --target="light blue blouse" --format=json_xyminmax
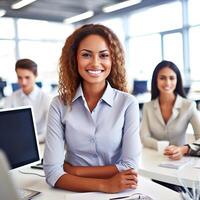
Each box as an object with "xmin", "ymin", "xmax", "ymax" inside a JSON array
[{"xmin": 43, "ymin": 83, "xmax": 141, "ymax": 187}]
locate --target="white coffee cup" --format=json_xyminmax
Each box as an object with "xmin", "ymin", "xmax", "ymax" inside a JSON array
[{"xmin": 157, "ymin": 141, "xmax": 169, "ymax": 155}]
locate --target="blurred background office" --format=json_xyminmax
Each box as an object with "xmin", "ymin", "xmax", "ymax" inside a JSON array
[{"xmin": 0, "ymin": 0, "xmax": 200, "ymax": 107}]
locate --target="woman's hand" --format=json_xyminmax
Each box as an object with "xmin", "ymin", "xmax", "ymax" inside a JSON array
[
  {"xmin": 101, "ymin": 169, "xmax": 138, "ymax": 193},
  {"xmin": 164, "ymin": 145, "xmax": 189, "ymax": 160}
]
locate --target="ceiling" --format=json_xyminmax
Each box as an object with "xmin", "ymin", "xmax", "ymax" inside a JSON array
[
  {"xmin": 0, "ymin": 0, "xmax": 122, "ymax": 22},
  {"xmin": 0, "ymin": 0, "xmax": 174, "ymax": 23}
]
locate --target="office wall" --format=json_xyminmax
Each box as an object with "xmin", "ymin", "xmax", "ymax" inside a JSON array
[{"xmin": 0, "ymin": 0, "xmax": 200, "ymax": 92}]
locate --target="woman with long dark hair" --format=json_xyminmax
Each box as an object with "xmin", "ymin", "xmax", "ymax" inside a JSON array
[{"xmin": 140, "ymin": 60, "xmax": 200, "ymax": 160}]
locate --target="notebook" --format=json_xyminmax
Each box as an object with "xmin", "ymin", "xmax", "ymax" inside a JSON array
[
  {"xmin": 159, "ymin": 157, "xmax": 191, "ymax": 169},
  {"xmin": 0, "ymin": 150, "xmax": 41, "ymax": 200},
  {"xmin": 193, "ymin": 159, "xmax": 200, "ymax": 169}
]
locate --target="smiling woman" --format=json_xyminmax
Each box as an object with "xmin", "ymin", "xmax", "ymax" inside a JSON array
[
  {"xmin": 140, "ymin": 60, "xmax": 200, "ymax": 192},
  {"xmin": 77, "ymin": 34, "xmax": 112, "ymax": 94},
  {"xmin": 43, "ymin": 24, "xmax": 141, "ymax": 193},
  {"xmin": 140, "ymin": 60, "xmax": 200, "ymax": 159}
]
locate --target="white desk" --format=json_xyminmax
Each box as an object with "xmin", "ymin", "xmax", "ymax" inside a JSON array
[
  {"xmin": 12, "ymin": 168, "xmax": 181, "ymax": 200},
  {"xmin": 139, "ymin": 148, "xmax": 200, "ymax": 188}
]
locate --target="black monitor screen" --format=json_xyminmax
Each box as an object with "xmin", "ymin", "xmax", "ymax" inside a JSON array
[{"xmin": 0, "ymin": 107, "xmax": 40, "ymax": 169}]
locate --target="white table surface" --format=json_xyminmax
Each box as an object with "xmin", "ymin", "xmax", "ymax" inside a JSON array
[
  {"xmin": 139, "ymin": 148, "xmax": 200, "ymax": 188},
  {"xmin": 12, "ymin": 168, "xmax": 181, "ymax": 200}
]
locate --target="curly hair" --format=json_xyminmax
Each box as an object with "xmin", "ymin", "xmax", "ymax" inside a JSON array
[{"xmin": 59, "ymin": 24, "xmax": 128, "ymax": 105}]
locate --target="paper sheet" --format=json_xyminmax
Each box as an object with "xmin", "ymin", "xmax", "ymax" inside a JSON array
[
  {"xmin": 193, "ymin": 159, "xmax": 200, "ymax": 169},
  {"xmin": 158, "ymin": 157, "xmax": 191, "ymax": 169}
]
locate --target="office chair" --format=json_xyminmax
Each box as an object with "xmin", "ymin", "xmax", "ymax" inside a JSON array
[
  {"xmin": 11, "ymin": 83, "xmax": 20, "ymax": 92},
  {"xmin": 11, "ymin": 82, "xmax": 42, "ymax": 92},
  {"xmin": 183, "ymin": 86, "xmax": 190, "ymax": 96},
  {"xmin": 132, "ymin": 80, "xmax": 148, "ymax": 95},
  {"xmin": 0, "ymin": 81, "xmax": 7, "ymax": 99},
  {"xmin": 36, "ymin": 81, "xmax": 42, "ymax": 88}
]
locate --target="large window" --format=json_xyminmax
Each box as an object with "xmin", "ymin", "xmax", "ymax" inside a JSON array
[
  {"xmin": 0, "ymin": 18, "xmax": 15, "ymax": 39},
  {"xmin": 19, "ymin": 41, "xmax": 63, "ymax": 83},
  {"xmin": 188, "ymin": 0, "xmax": 200, "ymax": 26},
  {"xmin": 0, "ymin": 18, "xmax": 74, "ymax": 85},
  {"xmin": 163, "ymin": 32, "xmax": 183, "ymax": 73},
  {"xmin": 129, "ymin": 1, "xmax": 182, "ymax": 36},
  {"xmin": 17, "ymin": 19, "xmax": 74, "ymax": 83},
  {"xmin": 18, "ymin": 19, "xmax": 73, "ymax": 40},
  {"xmin": 189, "ymin": 26, "xmax": 200, "ymax": 81},
  {"xmin": 1, "ymin": 0, "xmax": 200, "ymax": 92},
  {"xmin": 188, "ymin": 0, "xmax": 200, "ymax": 82},
  {"xmin": 0, "ymin": 40, "xmax": 16, "ymax": 81},
  {"xmin": 98, "ymin": 18, "xmax": 125, "ymax": 46},
  {"xmin": 0, "ymin": 18, "xmax": 16, "ymax": 82},
  {"xmin": 127, "ymin": 1, "xmax": 183, "ymax": 88},
  {"xmin": 127, "ymin": 34, "xmax": 161, "ymax": 84}
]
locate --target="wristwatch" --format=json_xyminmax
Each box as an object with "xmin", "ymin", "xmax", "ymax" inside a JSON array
[{"xmin": 185, "ymin": 143, "xmax": 200, "ymax": 157}]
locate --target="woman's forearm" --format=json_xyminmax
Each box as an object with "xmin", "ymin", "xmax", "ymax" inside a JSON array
[
  {"xmin": 64, "ymin": 163, "xmax": 119, "ymax": 178},
  {"xmin": 55, "ymin": 169, "xmax": 138, "ymax": 193},
  {"xmin": 55, "ymin": 173, "xmax": 106, "ymax": 192}
]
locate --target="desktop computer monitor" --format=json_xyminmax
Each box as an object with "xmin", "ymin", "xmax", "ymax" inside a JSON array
[
  {"xmin": 0, "ymin": 106, "xmax": 40, "ymax": 169},
  {"xmin": 132, "ymin": 80, "xmax": 148, "ymax": 95}
]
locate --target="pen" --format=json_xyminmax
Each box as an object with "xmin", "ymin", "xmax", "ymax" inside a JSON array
[{"xmin": 109, "ymin": 195, "xmax": 130, "ymax": 200}]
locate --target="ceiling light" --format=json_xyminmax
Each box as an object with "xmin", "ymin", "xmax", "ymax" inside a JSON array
[
  {"xmin": 11, "ymin": 0, "xmax": 37, "ymax": 10},
  {"xmin": 102, "ymin": 0, "xmax": 142, "ymax": 13},
  {"xmin": 64, "ymin": 11, "xmax": 94, "ymax": 24},
  {"xmin": 0, "ymin": 9, "xmax": 6, "ymax": 17}
]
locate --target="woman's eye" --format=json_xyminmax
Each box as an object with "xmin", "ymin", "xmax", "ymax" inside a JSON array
[
  {"xmin": 81, "ymin": 53, "xmax": 91, "ymax": 58},
  {"xmin": 170, "ymin": 77, "xmax": 176, "ymax": 80},
  {"xmin": 100, "ymin": 53, "xmax": 109, "ymax": 59}
]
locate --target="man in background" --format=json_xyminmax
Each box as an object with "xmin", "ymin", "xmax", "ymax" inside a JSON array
[{"xmin": 4, "ymin": 58, "xmax": 50, "ymax": 143}]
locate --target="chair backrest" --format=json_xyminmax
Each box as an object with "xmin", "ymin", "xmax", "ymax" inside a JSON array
[
  {"xmin": 11, "ymin": 82, "xmax": 42, "ymax": 92},
  {"xmin": 11, "ymin": 83, "xmax": 20, "ymax": 92},
  {"xmin": 133, "ymin": 80, "xmax": 147, "ymax": 95},
  {"xmin": 183, "ymin": 86, "xmax": 190, "ymax": 96},
  {"xmin": 0, "ymin": 80, "xmax": 7, "ymax": 98}
]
